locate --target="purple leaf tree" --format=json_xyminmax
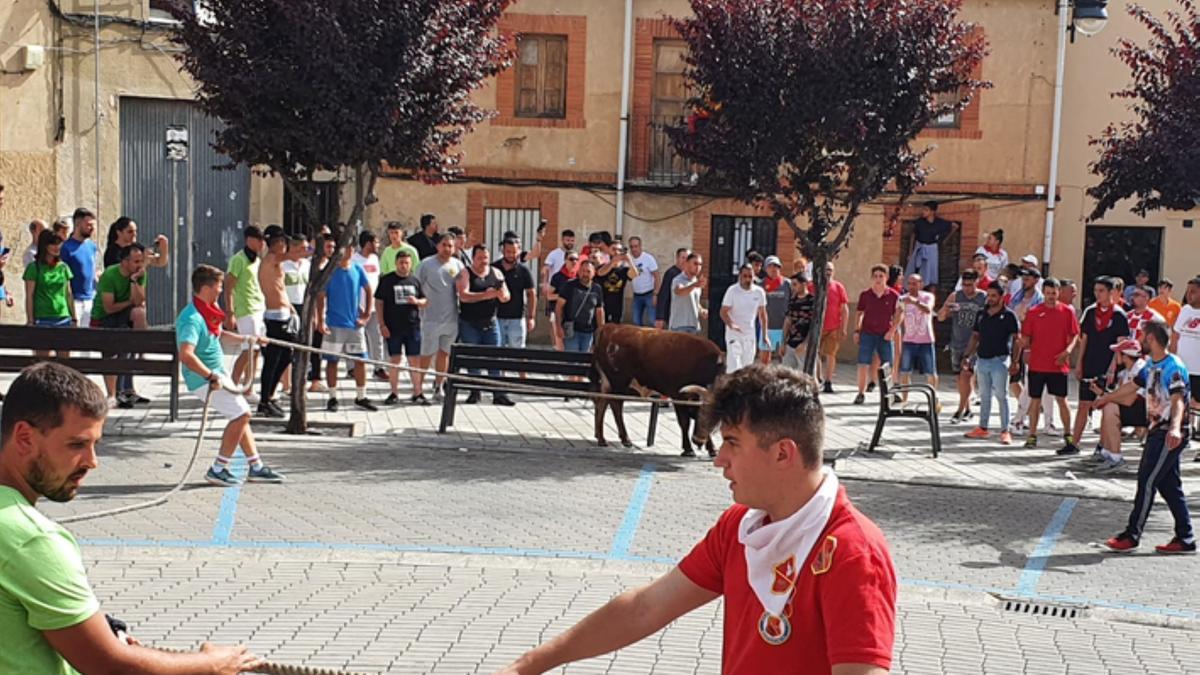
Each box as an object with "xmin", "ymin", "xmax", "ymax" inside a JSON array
[
  {"xmin": 1087, "ymin": 0, "xmax": 1200, "ymax": 220},
  {"xmin": 667, "ymin": 0, "xmax": 987, "ymax": 374},
  {"xmin": 163, "ymin": 0, "xmax": 512, "ymax": 432}
]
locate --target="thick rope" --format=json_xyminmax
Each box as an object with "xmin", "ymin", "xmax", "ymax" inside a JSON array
[{"xmin": 258, "ymin": 333, "xmax": 703, "ymax": 407}]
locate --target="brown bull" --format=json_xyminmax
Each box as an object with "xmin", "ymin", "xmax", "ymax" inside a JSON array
[{"xmin": 592, "ymin": 324, "xmax": 724, "ymax": 455}]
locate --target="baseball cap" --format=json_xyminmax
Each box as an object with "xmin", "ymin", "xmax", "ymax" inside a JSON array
[
  {"xmin": 972, "ymin": 252, "xmax": 987, "ymax": 261},
  {"xmin": 1131, "ymin": 284, "xmax": 1151, "ymax": 297},
  {"xmin": 1021, "ymin": 254, "xmax": 1039, "ymax": 266},
  {"xmin": 1110, "ymin": 338, "xmax": 1142, "ymax": 357},
  {"xmin": 1021, "ymin": 267, "xmax": 1042, "ymax": 278},
  {"xmin": 765, "ymin": 255, "xmax": 782, "ymax": 267}
]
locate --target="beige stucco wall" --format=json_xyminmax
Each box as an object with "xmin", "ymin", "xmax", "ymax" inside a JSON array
[
  {"xmin": 0, "ymin": 1, "xmax": 281, "ymax": 321},
  {"xmin": 1054, "ymin": 0, "xmax": 1199, "ymax": 285}
]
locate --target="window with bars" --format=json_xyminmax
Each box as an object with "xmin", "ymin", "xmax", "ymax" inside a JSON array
[
  {"xmin": 484, "ymin": 208, "xmax": 541, "ymax": 274},
  {"xmin": 515, "ymin": 35, "xmax": 568, "ymax": 119}
]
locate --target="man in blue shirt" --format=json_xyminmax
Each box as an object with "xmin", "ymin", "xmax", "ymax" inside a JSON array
[
  {"xmin": 316, "ymin": 245, "xmax": 378, "ymax": 413},
  {"xmin": 1103, "ymin": 319, "xmax": 1194, "ymax": 554},
  {"xmin": 59, "ymin": 208, "xmax": 101, "ymax": 328},
  {"xmin": 176, "ymin": 264, "xmax": 284, "ymax": 487}
]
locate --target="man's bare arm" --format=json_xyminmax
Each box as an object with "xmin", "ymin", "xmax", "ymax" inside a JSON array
[
  {"xmin": 43, "ymin": 612, "xmax": 260, "ymax": 675},
  {"xmin": 500, "ymin": 568, "xmax": 718, "ymax": 674}
]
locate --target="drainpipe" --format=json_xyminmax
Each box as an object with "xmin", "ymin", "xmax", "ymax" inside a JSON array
[
  {"xmin": 613, "ymin": 0, "xmax": 634, "ymax": 237},
  {"xmin": 1042, "ymin": 0, "xmax": 1069, "ymax": 276},
  {"xmin": 94, "ymin": 0, "xmax": 102, "ymax": 217}
]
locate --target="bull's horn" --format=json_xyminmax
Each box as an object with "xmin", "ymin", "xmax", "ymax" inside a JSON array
[{"xmin": 679, "ymin": 385, "xmax": 707, "ymax": 397}]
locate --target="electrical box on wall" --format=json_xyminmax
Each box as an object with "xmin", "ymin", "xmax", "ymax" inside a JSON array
[{"xmin": 18, "ymin": 45, "xmax": 45, "ymax": 71}]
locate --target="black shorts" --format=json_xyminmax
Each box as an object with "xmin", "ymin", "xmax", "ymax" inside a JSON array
[
  {"xmin": 1028, "ymin": 371, "xmax": 1068, "ymax": 399},
  {"xmin": 1119, "ymin": 398, "xmax": 1149, "ymax": 428},
  {"xmin": 1191, "ymin": 375, "xmax": 1200, "ymax": 405},
  {"xmin": 386, "ymin": 330, "xmax": 421, "ymax": 358}
]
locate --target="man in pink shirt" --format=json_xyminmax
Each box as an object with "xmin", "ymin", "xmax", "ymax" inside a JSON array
[{"xmin": 897, "ymin": 274, "xmax": 938, "ymax": 400}]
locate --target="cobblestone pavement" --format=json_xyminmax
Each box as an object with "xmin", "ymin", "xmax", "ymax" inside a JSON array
[{"xmin": 6, "ymin": 361, "xmax": 1200, "ymax": 673}]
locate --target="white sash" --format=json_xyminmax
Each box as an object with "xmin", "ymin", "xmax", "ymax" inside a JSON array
[{"xmin": 738, "ymin": 469, "xmax": 839, "ymax": 618}]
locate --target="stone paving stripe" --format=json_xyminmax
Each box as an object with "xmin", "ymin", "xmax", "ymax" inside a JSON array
[
  {"xmin": 1016, "ymin": 498, "xmax": 1078, "ymax": 597},
  {"xmin": 210, "ymin": 455, "xmax": 247, "ymax": 545},
  {"xmin": 609, "ymin": 463, "xmax": 657, "ymax": 560}
]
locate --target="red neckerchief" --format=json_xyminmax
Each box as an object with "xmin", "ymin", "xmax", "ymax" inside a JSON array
[
  {"xmin": 984, "ymin": 243, "xmax": 1002, "ymax": 255},
  {"xmin": 193, "ymin": 296, "xmax": 225, "ymax": 336},
  {"xmin": 764, "ymin": 276, "xmax": 785, "ymax": 292},
  {"xmin": 561, "ymin": 263, "xmax": 579, "ymax": 280},
  {"xmin": 1093, "ymin": 303, "xmax": 1114, "ymax": 332}
]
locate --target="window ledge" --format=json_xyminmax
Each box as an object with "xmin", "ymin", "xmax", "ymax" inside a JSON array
[{"xmin": 492, "ymin": 115, "xmax": 586, "ymax": 129}]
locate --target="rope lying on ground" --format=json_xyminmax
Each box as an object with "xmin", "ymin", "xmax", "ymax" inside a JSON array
[{"xmin": 256, "ymin": 333, "xmax": 704, "ymax": 407}]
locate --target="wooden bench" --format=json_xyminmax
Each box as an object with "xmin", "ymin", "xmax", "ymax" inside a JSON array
[
  {"xmin": 0, "ymin": 326, "xmax": 181, "ymax": 421},
  {"xmin": 438, "ymin": 343, "xmax": 664, "ymax": 445},
  {"xmin": 866, "ymin": 363, "xmax": 942, "ymax": 458}
]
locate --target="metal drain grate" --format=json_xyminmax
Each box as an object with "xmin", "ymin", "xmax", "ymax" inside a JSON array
[{"xmin": 999, "ymin": 597, "xmax": 1086, "ymax": 619}]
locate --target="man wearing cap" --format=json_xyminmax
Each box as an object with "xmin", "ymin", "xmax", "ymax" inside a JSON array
[
  {"xmin": 499, "ymin": 365, "xmax": 897, "ymax": 675},
  {"xmin": 1008, "ymin": 254, "xmax": 1042, "ymax": 300},
  {"xmin": 904, "ymin": 201, "xmax": 958, "ymax": 288},
  {"xmin": 1007, "ymin": 266, "xmax": 1044, "ymax": 322},
  {"xmin": 1088, "ymin": 338, "xmax": 1148, "ymax": 472},
  {"xmin": 1149, "ymin": 279, "xmax": 1181, "ymax": 328},
  {"xmin": 761, "ymin": 256, "xmax": 790, "ymax": 363},
  {"xmin": 1073, "ymin": 277, "xmax": 1130, "ymax": 457},
  {"xmin": 961, "ymin": 284, "xmax": 1021, "ymax": 445}
]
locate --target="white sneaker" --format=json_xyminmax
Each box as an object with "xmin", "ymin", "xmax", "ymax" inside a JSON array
[
  {"xmin": 106, "ymin": 397, "xmax": 118, "ymax": 409},
  {"xmin": 243, "ymin": 392, "xmax": 260, "ymax": 405},
  {"xmin": 1096, "ymin": 456, "xmax": 1127, "ymax": 473}
]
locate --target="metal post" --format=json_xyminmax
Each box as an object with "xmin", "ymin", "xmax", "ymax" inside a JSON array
[
  {"xmin": 1042, "ymin": 0, "xmax": 1070, "ymax": 276},
  {"xmin": 613, "ymin": 0, "xmax": 635, "ymax": 237},
  {"xmin": 94, "ymin": 0, "xmax": 101, "ymax": 217},
  {"xmin": 171, "ymin": 161, "xmax": 180, "ymax": 320}
]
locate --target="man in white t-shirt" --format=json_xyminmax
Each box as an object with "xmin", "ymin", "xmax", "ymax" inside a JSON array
[
  {"xmin": 720, "ymin": 264, "xmax": 768, "ymax": 373},
  {"xmin": 541, "ymin": 228, "xmax": 577, "ymax": 323},
  {"xmin": 351, "ymin": 230, "xmax": 386, "ymax": 380},
  {"xmin": 1170, "ymin": 276, "xmax": 1200, "ymax": 431},
  {"xmin": 628, "ymin": 236, "xmax": 659, "ymax": 327}
]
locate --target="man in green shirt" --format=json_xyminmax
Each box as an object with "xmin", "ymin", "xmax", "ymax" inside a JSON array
[
  {"xmin": 0, "ymin": 362, "xmax": 262, "ymax": 673},
  {"xmin": 224, "ymin": 226, "xmax": 266, "ymax": 399},
  {"xmin": 92, "ymin": 243, "xmax": 148, "ymax": 408},
  {"xmin": 380, "ymin": 221, "xmax": 421, "ymax": 277}
]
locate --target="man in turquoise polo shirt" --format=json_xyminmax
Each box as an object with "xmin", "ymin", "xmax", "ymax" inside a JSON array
[{"xmin": 0, "ymin": 361, "xmax": 263, "ymax": 673}]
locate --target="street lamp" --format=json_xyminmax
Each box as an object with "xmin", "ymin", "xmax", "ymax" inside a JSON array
[
  {"xmin": 1072, "ymin": 0, "xmax": 1109, "ymax": 37},
  {"xmin": 1042, "ymin": 0, "xmax": 1109, "ymax": 276}
]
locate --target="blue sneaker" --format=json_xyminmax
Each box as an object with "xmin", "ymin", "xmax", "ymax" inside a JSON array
[
  {"xmin": 247, "ymin": 465, "xmax": 285, "ymax": 483},
  {"xmin": 205, "ymin": 467, "xmax": 241, "ymax": 487}
]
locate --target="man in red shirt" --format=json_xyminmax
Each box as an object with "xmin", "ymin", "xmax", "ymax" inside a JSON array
[
  {"xmin": 499, "ymin": 366, "xmax": 896, "ymax": 675},
  {"xmin": 811, "ymin": 262, "xmax": 850, "ymax": 395},
  {"xmin": 854, "ymin": 265, "xmax": 901, "ymax": 405},
  {"xmin": 1014, "ymin": 278, "xmax": 1081, "ymax": 454}
]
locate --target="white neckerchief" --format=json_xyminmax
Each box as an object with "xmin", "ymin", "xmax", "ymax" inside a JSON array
[{"xmin": 738, "ymin": 469, "xmax": 839, "ymax": 618}]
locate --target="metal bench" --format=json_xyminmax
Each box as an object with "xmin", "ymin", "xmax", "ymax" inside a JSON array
[
  {"xmin": 867, "ymin": 363, "xmax": 942, "ymax": 458},
  {"xmin": 0, "ymin": 325, "xmax": 181, "ymax": 421},
  {"xmin": 437, "ymin": 343, "xmax": 663, "ymax": 445}
]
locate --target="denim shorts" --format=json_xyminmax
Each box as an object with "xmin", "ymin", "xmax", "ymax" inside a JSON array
[
  {"xmin": 386, "ymin": 330, "xmax": 422, "ymax": 358},
  {"xmin": 856, "ymin": 332, "xmax": 893, "ymax": 365},
  {"xmin": 900, "ymin": 342, "xmax": 936, "ymax": 375}
]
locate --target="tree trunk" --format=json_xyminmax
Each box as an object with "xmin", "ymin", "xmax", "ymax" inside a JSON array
[
  {"xmin": 284, "ymin": 163, "xmax": 376, "ymax": 434},
  {"xmin": 803, "ymin": 244, "xmax": 831, "ymax": 377}
]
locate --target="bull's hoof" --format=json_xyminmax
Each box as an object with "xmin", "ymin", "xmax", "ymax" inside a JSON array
[
  {"xmin": 597, "ymin": 439, "xmax": 609, "ymax": 448},
  {"xmin": 680, "ymin": 448, "xmax": 697, "ymax": 458},
  {"xmin": 621, "ymin": 439, "xmax": 634, "ymax": 449}
]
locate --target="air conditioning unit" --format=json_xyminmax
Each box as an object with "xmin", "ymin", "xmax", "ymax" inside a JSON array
[{"xmin": 18, "ymin": 45, "xmax": 45, "ymax": 71}]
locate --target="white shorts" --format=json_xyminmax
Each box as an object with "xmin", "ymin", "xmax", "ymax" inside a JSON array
[
  {"xmin": 236, "ymin": 314, "xmax": 266, "ymax": 352},
  {"xmin": 726, "ymin": 333, "xmax": 757, "ymax": 374},
  {"xmin": 74, "ymin": 300, "xmax": 93, "ymax": 328},
  {"xmin": 189, "ymin": 385, "xmax": 252, "ymax": 420}
]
